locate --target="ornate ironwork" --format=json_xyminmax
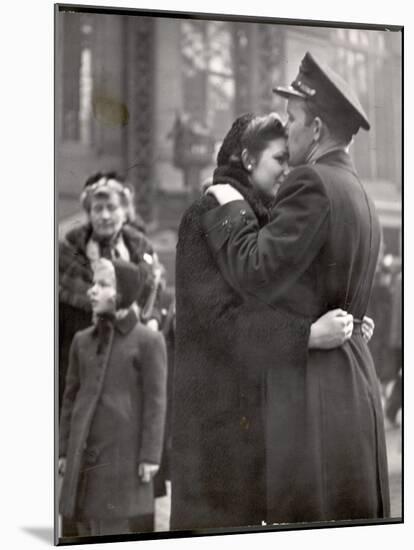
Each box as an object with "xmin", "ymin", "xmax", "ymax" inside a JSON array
[{"xmin": 125, "ymin": 16, "xmax": 155, "ymax": 223}]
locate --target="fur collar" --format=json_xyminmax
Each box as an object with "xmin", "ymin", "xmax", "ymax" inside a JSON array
[
  {"xmin": 65, "ymin": 223, "xmax": 149, "ymax": 255},
  {"xmin": 59, "ymin": 223, "xmax": 153, "ymax": 312},
  {"xmin": 212, "ymin": 164, "xmax": 273, "ymax": 226}
]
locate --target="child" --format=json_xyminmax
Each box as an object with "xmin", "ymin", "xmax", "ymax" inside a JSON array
[{"xmin": 59, "ymin": 258, "xmax": 167, "ymax": 537}]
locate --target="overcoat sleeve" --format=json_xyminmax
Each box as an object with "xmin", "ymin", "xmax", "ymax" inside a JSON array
[
  {"xmin": 59, "ymin": 333, "xmax": 81, "ymax": 457},
  {"xmin": 138, "ymin": 331, "xmax": 167, "ymax": 465},
  {"xmin": 201, "ymin": 167, "xmax": 330, "ymax": 307}
]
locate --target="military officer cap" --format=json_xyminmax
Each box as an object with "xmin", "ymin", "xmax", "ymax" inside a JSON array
[{"xmin": 274, "ymin": 51, "xmax": 370, "ymax": 131}]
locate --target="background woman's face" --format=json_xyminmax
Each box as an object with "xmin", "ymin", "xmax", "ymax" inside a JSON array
[
  {"xmin": 250, "ymin": 137, "xmax": 289, "ymax": 198},
  {"xmin": 89, "ymin": 190, "xmax": 126, "ymax": 239}
]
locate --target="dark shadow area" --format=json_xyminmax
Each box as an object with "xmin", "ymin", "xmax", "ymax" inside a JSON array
[{"xmin": 21, "ymin": 526, "xmax": 54, "ymax": 545}]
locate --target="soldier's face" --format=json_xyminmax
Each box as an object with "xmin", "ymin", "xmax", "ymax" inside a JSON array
[
  {"xmin": 250, "ymin": 138, "xmax": 289, "ymax": 198},
  {"xmin": 285, "ymin": 98, "xmax": 314, "ymax": 166}
]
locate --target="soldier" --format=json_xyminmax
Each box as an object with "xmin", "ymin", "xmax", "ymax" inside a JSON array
[{"xmin": 204, "ymin": 52, "xmax": 390, "ymax": 523}]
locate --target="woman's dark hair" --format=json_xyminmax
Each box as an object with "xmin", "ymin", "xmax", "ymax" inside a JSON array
[
  {"xmin": 216, "ymin": 113, "xmax": 255, "ymax": 167},
  {"xmin": 240, "ymin": 113, "xmax": 287, "ymax": 162}
]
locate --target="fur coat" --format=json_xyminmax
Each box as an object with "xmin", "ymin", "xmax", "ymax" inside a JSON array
[{"xmin": 170, "ymin": 165, "xmax": 311, "ymax": 530}]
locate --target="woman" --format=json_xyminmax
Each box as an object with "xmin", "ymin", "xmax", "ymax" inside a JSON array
[
  {"xmin": 171, "ymin": 114, "xmax": 374, "ymax": 530},
  {"xmin": 59, "ymin": 172, "xmax": 159, "ymax": 417}
]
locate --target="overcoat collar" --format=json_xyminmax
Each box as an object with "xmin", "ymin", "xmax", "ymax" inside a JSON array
[
  {"xmin": 313, "ymin": 148, "xmax": 358, "ymax": 177},
  {"xmin": 92, "ymin": 307, "xmax": 138, "ymax": 338}
]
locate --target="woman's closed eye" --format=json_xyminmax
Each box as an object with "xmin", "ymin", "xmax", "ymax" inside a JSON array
[{"xmin": 274, "ymin": 153, "xmax": 289, "ymax": 164}]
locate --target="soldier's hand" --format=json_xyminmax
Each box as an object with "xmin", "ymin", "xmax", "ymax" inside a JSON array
[
  {"xmin": 362, "ymin": 315, "xmax": 375, "ymax": 343},
  {"xmin": 206, "ymin": 184, "xmax": 243, "ymax": 205},
  {"xmin": 309, "ymin": 309, "xmax": 353, "ymax": 349},
  {"xmin": 138, "ymin": 462, "xmax": 159, "ymax": 483}
]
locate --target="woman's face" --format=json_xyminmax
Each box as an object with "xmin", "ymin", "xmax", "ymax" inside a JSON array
[
  {"xmin": 89, "ymin": 190, "xmax": 126, "ymax": 239},
  {"xmin": 250, "ymin": 137, "xmax": 289, "ymax": 198}
]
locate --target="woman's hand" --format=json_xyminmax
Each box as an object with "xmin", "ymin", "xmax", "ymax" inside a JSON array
[
  {"xmin": 309, "ymin": 309, "xmax": 353, "ymax": 350},
  {"xmin": 206, "ymin": 184, "xmax": 244, "ymax": 205},
  {"xmin": 362, "ymin": 315, "xmax": 375, "ymax": 343},
  {"xmin": 138, "ymin": 462, "xmax": 159, "ymax": 483}
]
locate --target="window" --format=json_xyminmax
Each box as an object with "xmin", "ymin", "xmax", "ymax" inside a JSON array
[
  {"xmin": 61, "ymin": 13, "xmax": 94, "ymax": 145},
  {"xmin": 331, "ymin": 28, "xmax": 384, "ymax": 181},
  {"xmin": 181, "ymin": 20, "xmax": 235, "ymax": 140}
]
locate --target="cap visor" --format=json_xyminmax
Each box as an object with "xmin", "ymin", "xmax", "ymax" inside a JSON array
[
  {"xmin": 361, "ymin": 119, "xmax": 370, "ymax": 131},
  {"xmin": 273, "ymin": 85, "xmax": 307, "ymax": 99}
]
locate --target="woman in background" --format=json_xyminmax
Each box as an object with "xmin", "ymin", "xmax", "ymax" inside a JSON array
[{"xmin": 59, "ymin": 173, "xmax": 161, "ymax": 417}]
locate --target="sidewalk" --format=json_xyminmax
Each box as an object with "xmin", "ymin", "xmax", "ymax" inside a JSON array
[{"xmin": 385, "ymin": 421, "xmax": 402, "ymax": 518}]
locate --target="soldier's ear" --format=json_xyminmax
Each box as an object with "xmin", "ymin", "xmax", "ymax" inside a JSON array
[
  {"xmin": 241, "ymin": 148, "xmax": 254, "ymax": 171},
  {"xmin": 313, "ymin": 117, "xmax": 323, "ymax": 142}
]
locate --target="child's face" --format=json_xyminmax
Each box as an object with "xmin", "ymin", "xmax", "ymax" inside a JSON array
[{"xmin": 88, "ymin": 261, "xmax": 117, "ymax": 315}]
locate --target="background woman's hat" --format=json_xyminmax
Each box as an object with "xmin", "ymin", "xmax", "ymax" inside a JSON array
[
  {"xmin": 80, "ymin": 172, "xmax": 132, "ymax": 211},
  {"xmin": 273, "ymin": 51, "xmax": 370, "ymax": 131}
]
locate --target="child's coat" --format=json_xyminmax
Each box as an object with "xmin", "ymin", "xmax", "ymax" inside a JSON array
[{"xmin": 59, "ymin": 309, "xmax": 167, "ymax": 520}]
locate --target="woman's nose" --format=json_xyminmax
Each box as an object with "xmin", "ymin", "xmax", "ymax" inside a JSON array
[{"xmin": 88, "ymin": 285, "xmax": 97, "ymax": 297}]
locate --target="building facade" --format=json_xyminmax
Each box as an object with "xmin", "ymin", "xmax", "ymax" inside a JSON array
[{"xmin": 56, "ymin": 8, "xmax": 402, "ymax": 255}]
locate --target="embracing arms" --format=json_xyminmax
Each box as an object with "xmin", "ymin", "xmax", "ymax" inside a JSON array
[
  {"xmin": 202, "ymin": 168, "xmax": 330, "ymax": 309},
  {"xmin": 204, "ymin": 173, "xmax": 374, "ymax": 347}
]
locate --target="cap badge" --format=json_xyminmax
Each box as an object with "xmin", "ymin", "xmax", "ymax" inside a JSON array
[{"xmin": 295, "ymin": 80, "xmax": 316, "ymax": 97}]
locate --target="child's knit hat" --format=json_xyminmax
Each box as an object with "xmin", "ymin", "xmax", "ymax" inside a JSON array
[{"xmin": 112, "ymin": 259, "xmax": 143, "ymax": 309}]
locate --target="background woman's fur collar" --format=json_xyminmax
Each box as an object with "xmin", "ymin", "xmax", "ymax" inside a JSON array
[
  {"xmin": 59, "ymin": 223, "xmax": 152, "ymax": 312},
  {"xmin": 65, "ymin": 223, "xmax": 146, "ymax": 253}
]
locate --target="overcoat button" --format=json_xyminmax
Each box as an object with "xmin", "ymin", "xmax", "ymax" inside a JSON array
[
  {"xmin": 240, "ymin": 209, "xmax": 246, "ymax": 215},
  {"xmin": 84, "ymin": 448, "xmax": 98, "ymax": 464}
]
